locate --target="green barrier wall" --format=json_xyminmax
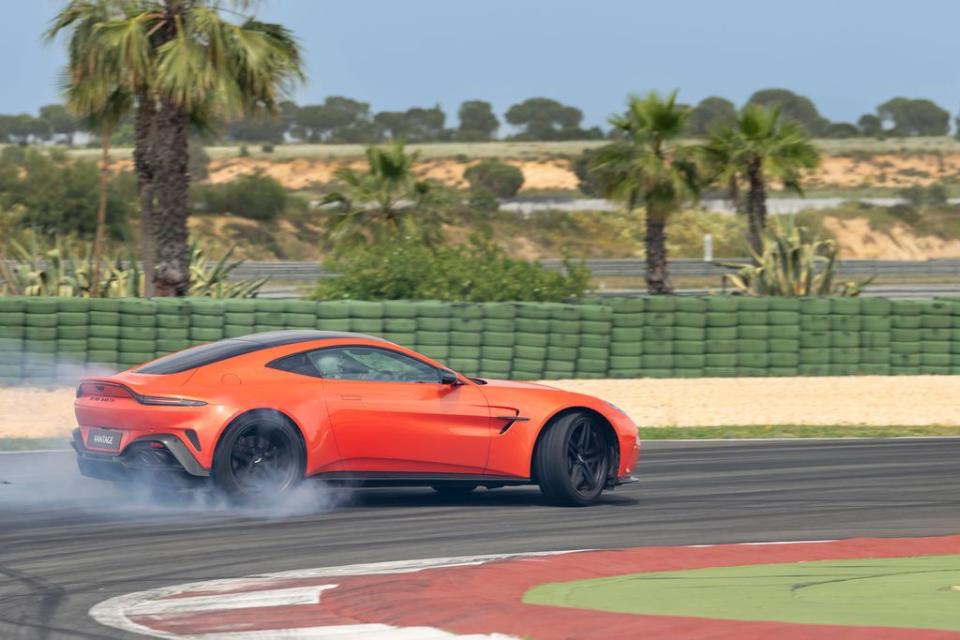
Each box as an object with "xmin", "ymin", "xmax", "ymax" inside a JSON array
[{"xmin": 0, "ymin": 296, "xmax": 958, "ymax": 384}]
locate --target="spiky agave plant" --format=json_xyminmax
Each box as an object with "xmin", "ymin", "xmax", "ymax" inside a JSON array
[
  {"xmin": 0, "ymin": 235, "xmax": 118, "ymax": 297},
  {"xmin": 720, "ymin": 219, "xmax": 872, "ymax": 297},
  {"xmin": 188, "ymin": 239, "xmax": 268, "ymax": 298},
  {"xmin": 0, "ymin": 234, "xmax": 265, "ymax": 298}
]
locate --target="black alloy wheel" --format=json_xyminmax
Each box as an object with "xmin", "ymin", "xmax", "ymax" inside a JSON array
[
  {"xmin": 213, "ymin": 413, "xmax": 304, "ymax": 501},
  {"xmin": 534, "ymin": 411, "xmax": 610, "ymax": 506}
]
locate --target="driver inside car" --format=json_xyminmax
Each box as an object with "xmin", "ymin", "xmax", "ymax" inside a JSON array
[{"xmin": 315, "ymin": 353, "xmax": 345, "ymax": 379}]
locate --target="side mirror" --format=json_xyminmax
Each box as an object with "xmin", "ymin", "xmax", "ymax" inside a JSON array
[{"xmin": 439, "ymin": 369, "xmax": 460, "ymax": 385}]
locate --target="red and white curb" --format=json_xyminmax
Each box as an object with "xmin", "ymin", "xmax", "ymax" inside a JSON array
[
  {"xmin": 90, "ymin": 552, "xmax": 574, "ymax": 639},
  {"xmin": 90, "ymin": 537, "xmax": 960, "ymax": 640}
]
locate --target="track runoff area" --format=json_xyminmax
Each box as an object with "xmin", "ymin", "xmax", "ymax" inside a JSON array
[
  {"xmin": 86, "ymin": 436, "xmax": 960, "ymax": 640},
  {"xmin": 94, "ymin": 536, "xmax": 960, "ymax": 639}
]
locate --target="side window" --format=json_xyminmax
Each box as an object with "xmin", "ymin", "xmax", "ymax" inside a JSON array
[{"xmin": 271, "ymin": 346, "xmax": 441, "ymax": 383}]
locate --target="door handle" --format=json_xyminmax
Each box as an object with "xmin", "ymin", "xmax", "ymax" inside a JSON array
[{"xmin": 340, "ymin": 395, "xmax": 362, "ymax": 401}]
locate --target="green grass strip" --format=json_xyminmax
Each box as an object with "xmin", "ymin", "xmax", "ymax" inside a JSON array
[
  {"xmin": 637, "ymin": 424, "xmax": 960, "ymax": 439},
  {"xmin": 525, "ymin": 555, "xmax": 960, "ymax": 631}
]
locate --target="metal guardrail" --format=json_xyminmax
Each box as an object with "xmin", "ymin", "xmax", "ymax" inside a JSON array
[{"xmin": 225, "ymin": 259, "xmax": 960, "ymax": 281}]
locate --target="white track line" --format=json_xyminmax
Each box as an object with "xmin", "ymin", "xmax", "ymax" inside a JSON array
[
  {"xmin": 90, "ymin": 552, "xmax": 578, "ymax": 640},
  {"xmin": 177, "ymin": 625, "xmax": 514, "ymax": 640},
  {"xmin": 126, "ymin": 585, "xmax": 335, "ymax": 616}
]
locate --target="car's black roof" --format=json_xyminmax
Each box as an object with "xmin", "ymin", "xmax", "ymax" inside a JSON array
[
  {"xmin": 137, "ymin": 330, "xmax": 387, "ymax": 375},
  {"xmin": 240, "ymin": 330, "xmax": 385, "ymax": 346}
]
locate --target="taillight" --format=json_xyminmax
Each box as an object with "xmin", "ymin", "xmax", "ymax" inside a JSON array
[
  {"xmin": 76, "ymin": 382, "xmax": 206, "ymax": 407},
  {"xmin": 77, "ymin": 382, "xmax": 133, "ymax": 399},
  {"xmin": 139, "ymin": 395, "xmax": 206, "ymax": 407}
]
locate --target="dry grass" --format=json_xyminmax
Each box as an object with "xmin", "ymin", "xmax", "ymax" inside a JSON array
[{"xmin": 51, "ymin": 135, "xmax": 960, "ymax": 162}]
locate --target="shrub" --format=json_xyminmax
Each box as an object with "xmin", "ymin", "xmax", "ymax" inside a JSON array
[
  {"xmin": 190, "ymin": 183, "xmax": 227, "ymax": 215},
  {"xmin": 189, "ymin": 143, "xmax": 211, "ymax": 181},
  {"xmin": 261, "ymin": 143, "xmax": 275, "ymax": 154},
  {"xmin": 898, "ymin": 183, "xmax": 948, "ymax": 208},
  {"xmin": 0, "ymin": 150, "xmax": 132, "ymax": 238},
  {"xmin": 467, "ymin": 188, "xmax": 499, "ymax": 213},
  {"xmin": 0, "ymin": 145, "xmax": 26, "ymax": 164},
  {"xmin": 190, "ymin": 171, "xmax": 287, "ymax": 221},
  {"xmin": 238, "ymin": 145, "xmax": 250, "ymax": 157},
  {"xmin": 463, "ymin": 159, "xmax": 524, "ymax": 198},
  {"xmin": 313, "ymin": 235, "xmax": 590, "ymax": 302},
  {"xmin": 571, "ymin": 147, "xmax": 619, "ymax": 197}
]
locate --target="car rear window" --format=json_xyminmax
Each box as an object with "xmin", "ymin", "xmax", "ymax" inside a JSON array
[{"xmin": 137, "ymin": 339, "xmax": 264, "ymax": 374}]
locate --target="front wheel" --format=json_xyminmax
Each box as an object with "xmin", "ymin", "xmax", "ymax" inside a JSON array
[
  {"xmin": 212, "ymin": 413, "xmax": 305, "ymax": 502},
  {"xmin": 534, "ymin": 412, "xmax": 610, "ymax": 506}
]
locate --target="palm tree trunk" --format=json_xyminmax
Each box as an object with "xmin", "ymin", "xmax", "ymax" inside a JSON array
[
  {"xmin": 746, "ymin": 158, "xmax": 767, "ymax": 257},
  {"xmin": 727, "ymin": 175, "xmax": 743, "ymax": 214},
  {"xmin": 135, "ymin": 97, "xmax": 156, "ymax": 297},
  {"xmin": 151, "ymin": 99, "xmax": 191, "ymax": 297},
  {"xmin": 91, "ymin": 128, "xmax": 112, "ymax": 297},
  {"xmin": 645, "ymin": 207, "xmax": 672, "ymax": 294}
]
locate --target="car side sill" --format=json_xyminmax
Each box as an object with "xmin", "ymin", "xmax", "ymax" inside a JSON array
[{"xmin": 313, "ymin": 471, "xmax": 531, "ymax": 487}]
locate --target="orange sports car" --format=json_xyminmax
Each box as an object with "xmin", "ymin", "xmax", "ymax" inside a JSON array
[{"xmin": 72, "ymin": 331, "xmax": 640, "ymax": 506}]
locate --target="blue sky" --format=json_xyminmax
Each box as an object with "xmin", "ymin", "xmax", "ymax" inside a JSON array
[{"xmin": 5, "ymin": 0, "xmax": 959, "ymax": 128}]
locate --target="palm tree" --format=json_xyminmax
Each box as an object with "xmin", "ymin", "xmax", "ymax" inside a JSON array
[
  {"xmin": 702, "ymin": 105, "xmax": 820, "ymax": 255},
  {"xmin": 321, "ymin": 143, "xmax": 444, "ymax": 247},
  {"xmin": 49, "ymin": 0, "xmax": 304, "ymax": 296},
  {"xmin": 590, "ymin": 91, "xmax": 698, "ymax": 294}
]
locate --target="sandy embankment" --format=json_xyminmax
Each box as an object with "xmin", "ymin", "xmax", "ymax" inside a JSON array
[{"xmin": 3, "ymin": 376, "xmax": 960, "ymax": 439}]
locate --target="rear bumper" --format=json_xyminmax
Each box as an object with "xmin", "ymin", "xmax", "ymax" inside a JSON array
[{"xmin": 72, "ymin": 428, "xmax": 210, "ymax": 481}]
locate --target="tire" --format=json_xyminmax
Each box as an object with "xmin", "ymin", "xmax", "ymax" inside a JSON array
[
  {"xmin": 534, "ymin": 411, "xmax": 610, "ymax": 507},
  {"xmin": 212, "ymin": 413, "xmax": 305, "ymax": 502},
  {"xmin": 431, "ymin": 484, "xmax": 478, "ymax": 498}
]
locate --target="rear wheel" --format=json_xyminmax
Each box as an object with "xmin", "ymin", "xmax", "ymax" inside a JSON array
[
  {"xmin": 534, "ymin": 411, "xmax": 609, "ymax": 506},
  {"xmin": 212, "ymin": 413, "xmax": 304, "ymax": 502}
]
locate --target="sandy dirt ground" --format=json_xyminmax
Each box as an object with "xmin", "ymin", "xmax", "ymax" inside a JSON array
[
  {"xmin": 4, "ymin": 376, "xmax": 959, "ymax": 440},
  {"xmin": 822, "ymin": 217, "xmax": 960, "ymax": 259},
  {"xmin": 195, "ymin": 153, "xmax": 960, "ymax": 193}
]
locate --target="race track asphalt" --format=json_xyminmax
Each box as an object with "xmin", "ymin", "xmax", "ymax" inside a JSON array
[{"xmin": 1, "ymin": 438, "xmax": 958, "ymax": 640}]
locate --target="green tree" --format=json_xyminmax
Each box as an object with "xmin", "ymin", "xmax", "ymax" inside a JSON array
[
  {"xmin": 857, "ymin": 114, "xmax": 883, "ymax": 136},
  {"xmin": 505, "ymin": 97, "xmax": 584, "ymax": 140},
  {"xmin": 457, "ymin": 100, "xmax": 499, "ymax": 140},
  {"xmin": 321, "ymin": 143, "xmax": 444, "ymax": 246},
  {"xmin": 295, "ymin": 97, "xmax": 373, "ymax": 142},
  {"xmin": 1, "ymin": 150, "xmax": 132, "ymax": 239},
  {"xmin": 591, "ymin": 91, "xmax": 698, "ymax": 294},
  {"xmin": 372, "ymin": 111, "xmax": 405, "ymax": 140},
  {"xmin": 50, "ymin": 0, "xmax": 304, "ymax": 296},
  {"xmin": 228, "ymin": 112, "xmax": 288, "ymax": 143},
  {"xmin": 822, "ymin": 122, "xmax": 860, "ymax": 138},
  {"xmin": 687, "ymin": 96, "xmax": 737, "ymax": 137},
  {"xmin": 747, "ymin": 88, "xmax": 828, "ymax": 135},
  {"xmin": 401, "ymin": 106, "xmax": 446, "ymax": 142},
  {"xmin": 702, "ymin": 105, "xmax": 820, "ymax": 255},
  {"xmin": 374, "ymin": 106, "xmax": 446, "ymax": 142},
  {"xmin": 39, "ymin": 104, "xmax": 79, "ymax": 146},
  {"xmin": 0, "ymin": 114, "xmax": 50, "ymax": 144},
  {"xmin": 876, "ymin": 97, "xmax": 949, "ymax": 136}
]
